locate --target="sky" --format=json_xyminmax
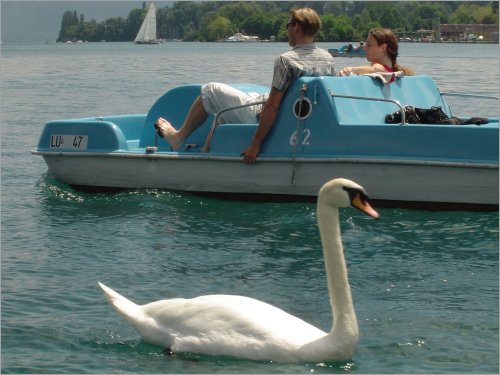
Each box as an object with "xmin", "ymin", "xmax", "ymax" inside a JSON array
[{"xmin": 1, "ymin": 1, "xmax": 153, "ymax": 44}]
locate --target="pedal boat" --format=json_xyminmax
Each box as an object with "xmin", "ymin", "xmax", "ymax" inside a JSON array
[
  {"xmin": 32, "ymin": 75, "xmax": 499, "ymax": 210},
  {"xmin": 328, "ymin": 45, "xmax": 366, "ymax": 58}
]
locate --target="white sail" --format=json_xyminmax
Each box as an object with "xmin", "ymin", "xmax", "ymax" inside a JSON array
[{"xmin": 134, "ymin": 3, "xmax": 158, "ymax": 44}]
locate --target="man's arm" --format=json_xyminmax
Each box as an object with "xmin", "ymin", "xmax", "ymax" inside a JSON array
[{"xmin": 241, "ymin": 87, "xmax": 285, "ymax": 164}]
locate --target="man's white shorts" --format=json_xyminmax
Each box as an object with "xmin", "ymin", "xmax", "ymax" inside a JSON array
[{"xmin": 201, "ymin": 83, "xmax": 268, "ymax": 124}]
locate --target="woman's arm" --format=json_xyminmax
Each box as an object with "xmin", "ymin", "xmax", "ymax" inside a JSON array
[{"xmin": 337, "ymin": 63, "xmax": 386, "ymax": 76}]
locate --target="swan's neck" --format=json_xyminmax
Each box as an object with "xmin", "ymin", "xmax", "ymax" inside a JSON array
[{"xmin": 317, "ymin": 204, "xmax": 357, "ymax": 335}]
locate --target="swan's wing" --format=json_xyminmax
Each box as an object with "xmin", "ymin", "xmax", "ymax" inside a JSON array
[{"xmin": 141, "ymin": 295, "xmax": 326, "ymax": 359}]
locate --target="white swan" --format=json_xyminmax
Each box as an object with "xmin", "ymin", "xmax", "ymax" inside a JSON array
[{"xmin": 98, "ymin": 178, "xmax": 379, "ymax": 363}]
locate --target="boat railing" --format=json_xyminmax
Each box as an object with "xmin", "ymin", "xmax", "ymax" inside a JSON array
[
  {"xmin": 440, "ymin": 92, "xmax": 499, "ymax": 100},
  {"xmin": 440, "ymin": 92, "xmax": 498, "ymax": 118},
  {"xmin": 208, "ymin": 91, "xmax": 498, "ymax": 134},
  {"xmin": 328, "ymin": 89, "xmax": 406, "ymax": 124},
  {"xmin": 440, "ymin": 92, "xmax": 500, "ymax": 100}
]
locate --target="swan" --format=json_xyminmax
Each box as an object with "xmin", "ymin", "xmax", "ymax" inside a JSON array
[{"xmin": 98, "ymin": 178, "xmax": 379, "ymax": 363}]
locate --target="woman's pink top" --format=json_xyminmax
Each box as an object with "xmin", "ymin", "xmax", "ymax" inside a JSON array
[{"xmin": 382, "ymin": 64, "xmax": 396, "ymax": 82}]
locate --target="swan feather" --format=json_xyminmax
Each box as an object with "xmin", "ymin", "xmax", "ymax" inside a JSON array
[{"xmin": 99, "ymin": 283, "xmax": 325, "ymax": 361}]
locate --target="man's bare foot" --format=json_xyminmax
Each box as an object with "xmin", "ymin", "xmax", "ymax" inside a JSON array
[{"xmin": 154, "ymin": 117, "xmax": 183, "ymax": 150}]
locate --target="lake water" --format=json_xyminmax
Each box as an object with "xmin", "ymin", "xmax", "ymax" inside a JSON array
[{"xmin": 1, "ymin": 41, "xmax": 498, "ymax": 374}]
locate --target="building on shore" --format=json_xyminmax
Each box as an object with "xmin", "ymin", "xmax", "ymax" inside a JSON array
[
  {"xmin": 397, "ymin": 23, "xmax": 498, "ymax": 43},
  {"xmin": 438, "ymin": 24, "xmax": 498, "ymax": 42}
]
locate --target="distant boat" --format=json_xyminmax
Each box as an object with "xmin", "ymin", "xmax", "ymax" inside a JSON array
[
  {"xmin": 134, "ymin": 3, "xmax": 161, "ymax": 44},
  {"xmin": 226, "ymin": 32, "xmax": 259, "ymax": 42},
  {"xmin": 328, "ymin": 44, "xmax": 366, "ymax": 58}
]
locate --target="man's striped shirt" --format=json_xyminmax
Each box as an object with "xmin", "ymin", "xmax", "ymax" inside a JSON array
[{"xmin": 272, "ymin": 43, "xmax": 336, "ymax": 93}]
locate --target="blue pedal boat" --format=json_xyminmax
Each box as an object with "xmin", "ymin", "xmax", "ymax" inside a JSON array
[
  {"xmin": 328, "ymin": 45, "xmax": 366, "ymax": 58},
  {"xmin": 32, "ymin": 75, "xmax": 499, "ymax": 210}
]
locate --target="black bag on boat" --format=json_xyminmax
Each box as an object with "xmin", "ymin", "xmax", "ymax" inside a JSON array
[
  {"xmin": 385, "ymin": 106, "xmax": 489, "ymax": 125},
  {"xmin": 385, "ymin": 106, "xmax": 458, "ymax": 124},
  {"xmin": 458, "ymin": 116, "xmax": 491, "ymax": 125}
]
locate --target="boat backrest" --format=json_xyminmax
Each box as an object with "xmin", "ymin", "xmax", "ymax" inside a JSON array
[
  {"xmin": 258, "ymin": 75, "xmax": 454, "ymax": 155},
  {"xmin": 259, "ymin": 76, "xmax": 339, "ymax": 155},
  {"xmin": 325, "ymin": 74, "xmax": 451, "ymax": 125},
  {"xmin": 258, "ymin": 75, "xmax": 498, "ymax": 161},
  {"xmin": 139, "ymin": 84, "xmax": 207, "ymax": 149}
]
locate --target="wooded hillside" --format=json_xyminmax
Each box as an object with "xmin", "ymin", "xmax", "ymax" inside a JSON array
[{"xmin": 57, "ymin": 1, "xmax": 499, "ymax": 43}]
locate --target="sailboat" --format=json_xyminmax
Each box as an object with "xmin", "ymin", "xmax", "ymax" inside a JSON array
[{"xmin": 134, "ymin": 3, "xmax": 161, "ymax": 44}]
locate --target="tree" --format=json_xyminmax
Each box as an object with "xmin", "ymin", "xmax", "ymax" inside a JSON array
[
  {"xmin": 219, "ymin": 2, "xmax": 262, "ymax": 27},
  {"xmin": 331, "ymin": 14, "xmax": 355, "ymax": 42},
  {"xmin": 206, "ymin": 14, "xmax": 232, "ymax": 41},
  {"xmin": 80, "ymin": 19, "xmax": 98, "ymax": 41},
  {"xmin": 125, "ymin": 8, "xmax": 147, "ymax": 40},
  {"xmin": 102, "ymin": 17, "xmax": 125, "ymax": 42},
  {"xmin": 57, "ymin": 10, "xmax": 79, "ymax": 42},
  {"xmin": 352, "ymin": 9, "xmax": 380, "ymax": 39},
  {"xmin": 450, "ymin": 3, "xmax": 498, "ymax": 24},
  {"xmin": 241, "ymin": 13, "xmax": 281, "ymax": 40}
]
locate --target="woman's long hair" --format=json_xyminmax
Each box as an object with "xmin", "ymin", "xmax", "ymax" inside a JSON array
[{"xmin": 368, "ymin": 28, "xmax": 414, "ymax": 76}]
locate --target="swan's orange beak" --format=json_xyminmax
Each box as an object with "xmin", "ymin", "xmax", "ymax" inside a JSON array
[{"xmin": 352, "ymin": 193, "xmax": 380, "ymax": 219}]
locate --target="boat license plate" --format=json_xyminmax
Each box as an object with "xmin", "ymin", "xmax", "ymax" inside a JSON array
[{"xmin": 50, "ymin": 135, "xmax": 88, "ymax": 150}]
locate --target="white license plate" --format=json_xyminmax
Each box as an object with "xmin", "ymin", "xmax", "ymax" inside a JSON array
[{"xmin": 50, "ymin": 135, "xmax": 88, "ymax": 150}]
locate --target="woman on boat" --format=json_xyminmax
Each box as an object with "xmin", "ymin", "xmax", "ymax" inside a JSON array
[{"xmin": 337, "ymin": 28, "xmax": 413, "ymax": 77}]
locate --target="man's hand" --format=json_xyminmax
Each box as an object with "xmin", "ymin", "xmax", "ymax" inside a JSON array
[
  {"xmin": 240, "ymin": 87, "xmax": 284, "ymax": 164},
  {"xmin": 241, "ymin": 144, "xmax": 260, "ymax": 164}
]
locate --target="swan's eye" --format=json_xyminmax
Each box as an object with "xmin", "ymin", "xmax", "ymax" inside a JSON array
[
  {"xmin": 344, "ymin": 186, "xmax": 379, "ymax": 219},
  {"xmin": 358, "ymin": 191, "xmax": 369, "ymax": 204},
  {"xmin": 343, "ymin": 186, "xmax": 367, "ymax": 203}
]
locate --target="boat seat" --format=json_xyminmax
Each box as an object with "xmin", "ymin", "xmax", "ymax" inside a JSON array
[
  {"xmin": 208, "ymin": 78, "xmax": 338, "ymax": 156},
  {"xmin": 210, "ymin": 124, "xmax": 258, "ymax": 154},
  {"xmin": 210, "ymin": 79, "xmax": 320, "ymax": 156},
  {"xmin": 139, "ymin": 83, "xmax": 269, "ymax": 151}
]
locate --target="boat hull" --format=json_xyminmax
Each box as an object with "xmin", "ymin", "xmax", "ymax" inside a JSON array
[
  {"xmin": 38, "ymin": 152, "xmax": 498, "ymax": 209},
  {"xmin": 135, "ymin": 40, "xmax": 162, "ymax": 44}
]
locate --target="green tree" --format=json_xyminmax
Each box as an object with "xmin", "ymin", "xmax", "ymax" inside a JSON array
[
  {"xmin": 102, "ymin": 17, "xmax": 125, "ymax": 42},
  {"xmin": 352, "ymin": 9, "xmax": 380, "ymax": 39},
  {"xmin": 241, "ymin": 12, "xmax": 281, "ymax": 40},
  {"xmin": 450, "ymin": 3, "xmax": 498, "ymax": 24},
  {"xmin": 57, "ymin": 10, "xmax": 79, "ymax": 42},
  {"xmin": 80, "ymin": 19, "xmax": 98, "ymax": 41},
  {"xmin": 317, "ymin": 14, "xmax": 336, "ymax": 41},
  {"xmin": 125, "ymin": 8, "xmax": 147, "ymax": 40},
  {"xmin": 207, "ymin": 14, "xmax": 232, "ymax": 41},
  {"xmin": 330, "ymin": 14, "xmax": 355, "ymax": 42},
  {"xmin": 219, "ymin": 2, "xmax": 262, "ymax": 28}
]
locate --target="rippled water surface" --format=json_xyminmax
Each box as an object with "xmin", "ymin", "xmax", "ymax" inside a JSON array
[{"xmin": 1, "ymin": 41, "xmax": 498, "ymax": 373}]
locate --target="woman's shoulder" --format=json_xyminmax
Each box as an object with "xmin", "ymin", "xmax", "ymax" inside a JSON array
[{"xmin": 369, "ymin": 62, "xmax": 392, "ymax": 73}]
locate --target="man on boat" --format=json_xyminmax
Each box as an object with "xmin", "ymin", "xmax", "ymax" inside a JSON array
[{"xmin": 155, "ymin": 7, "xmax": 335, "ymax": 164}]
